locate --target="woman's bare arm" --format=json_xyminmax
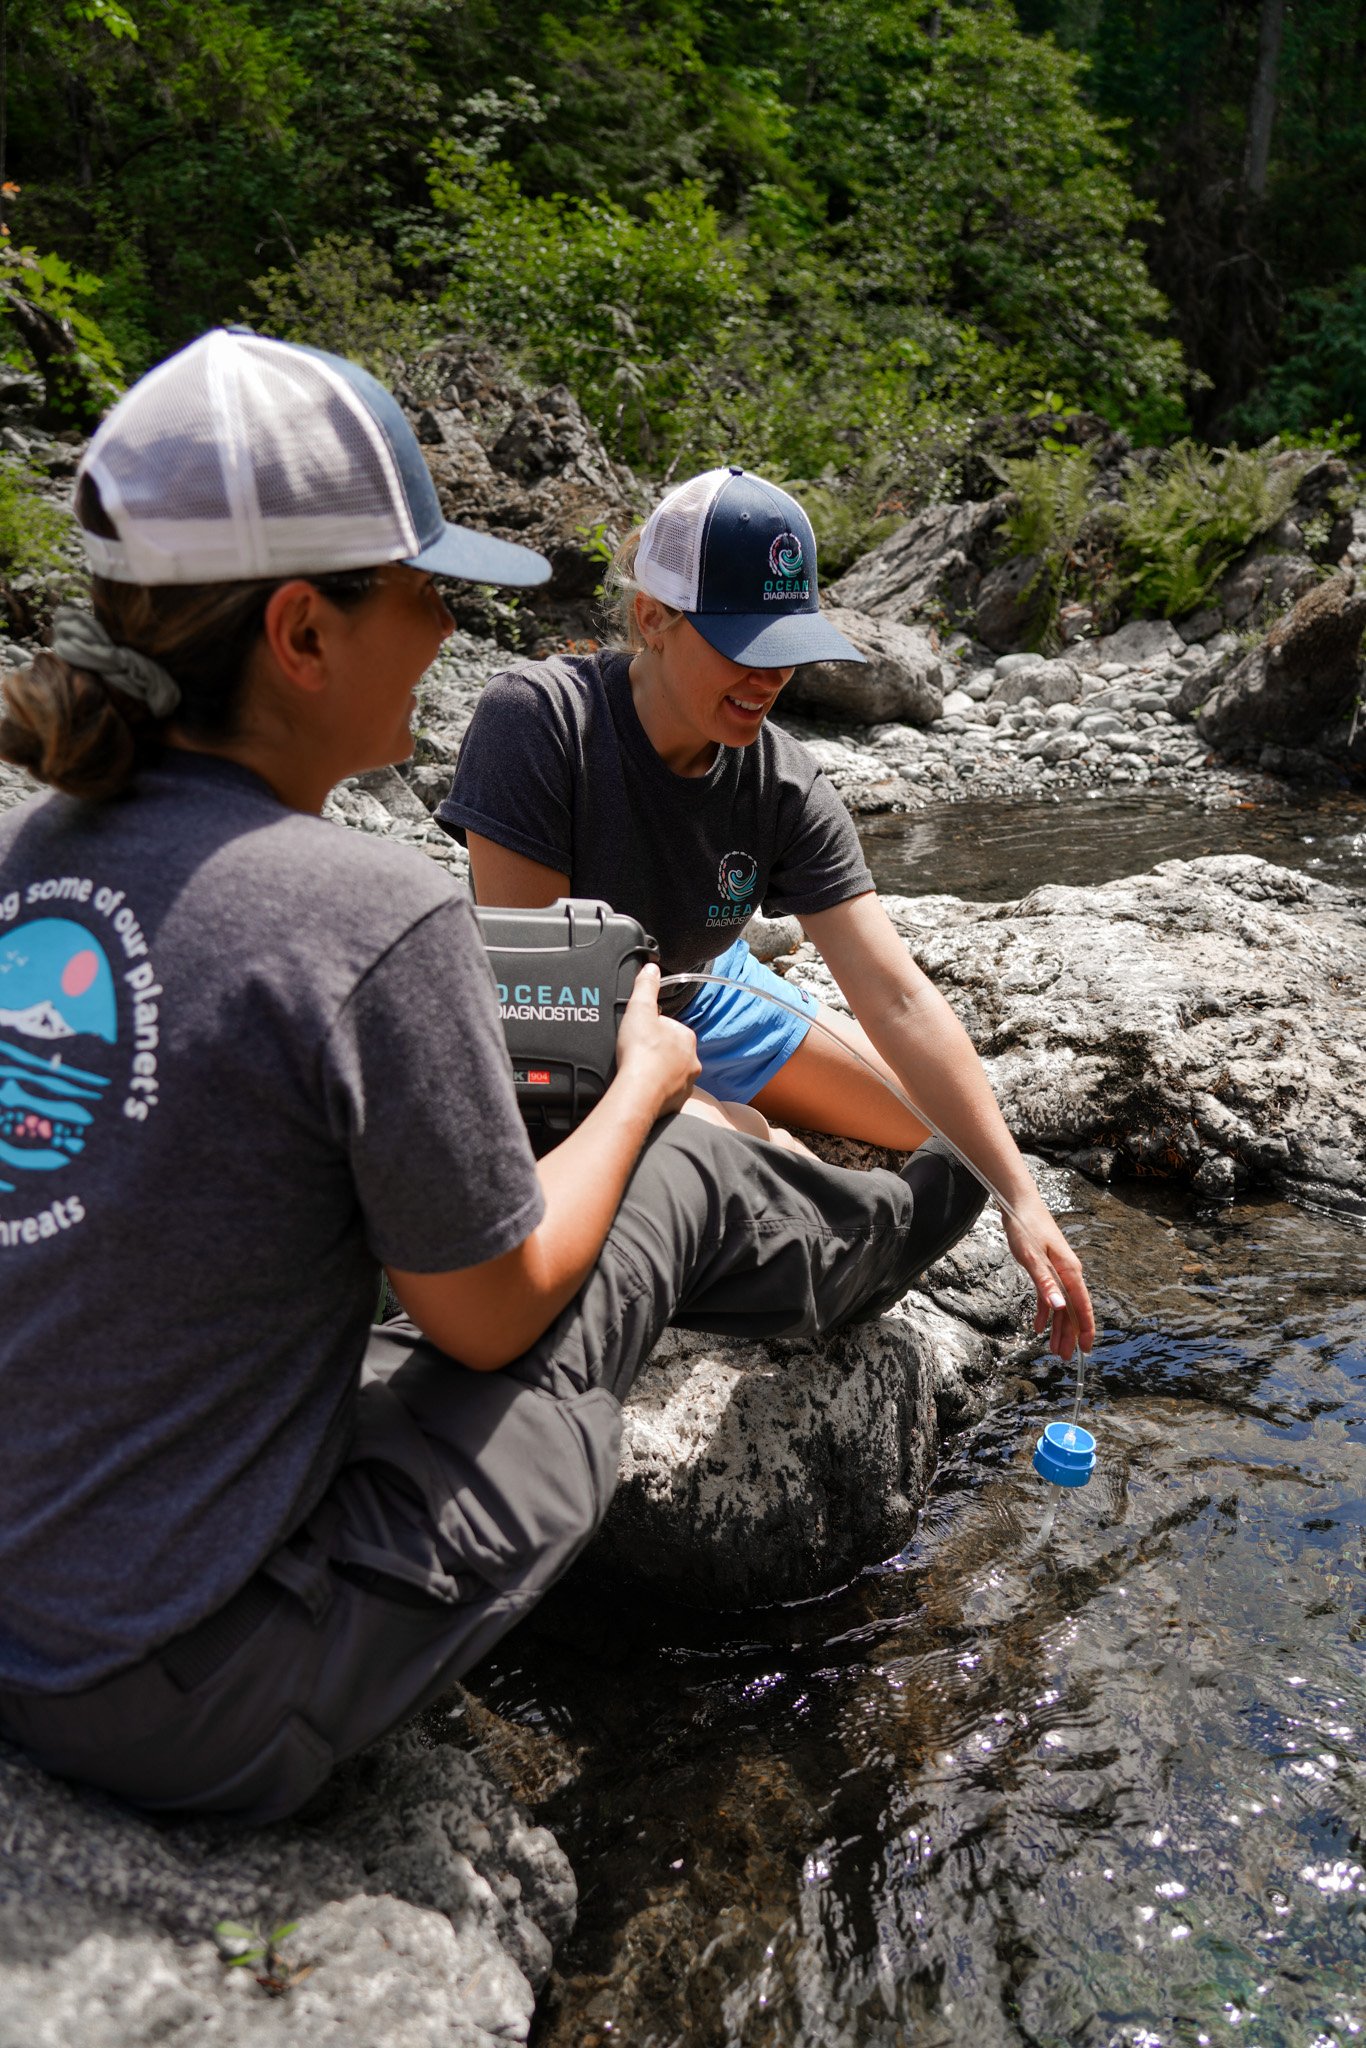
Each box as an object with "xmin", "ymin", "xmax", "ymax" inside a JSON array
[
  {"xmin": 801, "ymin": 892, "xmax": 1096, "ymax": 1357},
  {"xmin": 466, "ymin": 831, "xmax": 569, "ymax": 907},
  {"xmin": 386, "ymin": 965, "xmax": 699, "ymax": 1370}
]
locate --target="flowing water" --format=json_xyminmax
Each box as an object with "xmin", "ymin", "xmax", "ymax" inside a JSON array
[
  {"xmin": 857, "ymin": 789, "xmax": 1366, "ymax": 901},
  {"xmin": 468, "ymin": 791, "xmax": 1366, "ymax": 2048}
]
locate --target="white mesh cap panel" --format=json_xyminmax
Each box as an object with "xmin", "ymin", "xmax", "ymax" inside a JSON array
[
  {"xmin": 79, "ymin": 331, "xmax": 417, "ymax": 584},
  {"xmin": 233, "ymin": 341, "xmax": 415, "ymax": 571},
  {"xmin": 634, "ymin": 469, "xmax": 732, "ymax": 611}
]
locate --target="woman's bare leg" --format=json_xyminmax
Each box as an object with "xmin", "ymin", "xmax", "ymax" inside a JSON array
[
  {"xmin": 681, "ymin": 1088, "xmax": 815, "ymax": 1156},
  {"xmin": 750, "ymin": 1003, "xmax": 930, "ymax": 1150}
]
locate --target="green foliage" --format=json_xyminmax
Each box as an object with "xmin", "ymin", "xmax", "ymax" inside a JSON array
[
  {"xmin": 427, "ymin": 149, "xmax": 755, "ymax": 464},
  {"xmin": 9, "ymin": 0, "xmax": 1190, "ymax": 469},
  {"xmin": 1000, "ymin": 444, "xmax": 1097, "ymax": 560},
  {"xmin": 1119, "ymin": 443, "xmax": 1302, "ymax": 620},
  {"xmin": 994, "ymin": 441, "xmax": 1107, "ymax": 645},
  {"xmin": 0, "ymin": 243, "xmax": 124, "ymax": 424},
  {"xmin": 1017, "ymin": 0, "xmax": 1366, "ymax": 432},
  {"xmin": 1263, "ymin": 419, "xmax": 1363, "ymax": 457},
  {"xmin": 817, "ymin": 0, "xmax": 1188, "ymax": 431},
  {"xmin": 244, "ymin": 234, "xmax": 432, "ymax": 375},
  {"xmin": 993, "ymin": 434, "xmax": 1310, "ymax": 639},
  {"xmin": 1229, "ymin": 269, "xmax": 1366, "ymax": 449},
  {"xmin": 213, "ymin": 1918, "xmax": 303, "ymax": 1992},
  {"xmin": 0, "ymin": 458, "xmax": 71, "ymax": 582},
  {"xmin": 64, "ymin": 0, "xmax": 139, "ymax": 38}
]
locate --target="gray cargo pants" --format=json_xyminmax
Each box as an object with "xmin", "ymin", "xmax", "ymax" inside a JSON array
[{"xmin": 0, "ymin": 1120, "xmax": 984, "ymax": 1823}]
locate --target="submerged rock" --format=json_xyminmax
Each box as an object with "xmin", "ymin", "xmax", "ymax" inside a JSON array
[{"xmin": 0, "ymin": 1713, "xmax": 575, "ymax": 2046}]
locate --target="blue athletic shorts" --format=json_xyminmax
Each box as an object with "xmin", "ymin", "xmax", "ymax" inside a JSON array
[{"xmin": 673, "ymin": 936, "xmax": 820, "ymax": 1104}]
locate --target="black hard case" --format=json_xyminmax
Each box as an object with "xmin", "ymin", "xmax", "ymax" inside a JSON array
[{"xmin": 473, "ymin": 898, "xmax": 659, "ymax": 1146}]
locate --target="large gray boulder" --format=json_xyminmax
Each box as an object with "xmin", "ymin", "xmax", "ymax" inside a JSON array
[
  {"xmin": 825, "ymin": 499, "xmax": 1007, "ymax": 625},
  {"xmin": 818, "ymin": 857, "xmax": 1366, "ymax": 1212},
  {"xmin": 972, "ymin": 551, "xmax": 1046, "ymax": 652},
  {"xmin": 786, "ymin": 606, "xmax": 946, "ymax": 725},
  {"xmin": 1215, "ymin": 548, "xmax": 1319, "ymax": 629},
  {"xmin": 1073, "ymin": 616, "xmax": 1183, "ymax": 671},
  {"xmin": 394, "ymin": 346, "xmax": 645, "ymax": 648},
  {"xmin": 0, "ymin": 1712, "xmax": 575, "ymax": 2048},
  {"xmin": 1197, "ymin": 571, "xmax": 1366, "ymax": 762},
  {"xmin": 596, "ymin": 1205, "xmax": 1032, "ymax": 1604},
  {"xmin": 986, "ymin": 656, "xmax": 1084, "ymax": 707}
]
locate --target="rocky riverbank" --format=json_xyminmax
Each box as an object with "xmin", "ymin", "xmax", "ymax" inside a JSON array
[
  {"xmin": 3, "ymin": 342, "xmax": 1364, "ymax": 822},
  {"xmin": 0, "ymin": 1708, "xmax": 576, "ymax": 2048},
  {"xmin": 1, "ymin": 346, "xmax": 1364, "ymax": 2043}
]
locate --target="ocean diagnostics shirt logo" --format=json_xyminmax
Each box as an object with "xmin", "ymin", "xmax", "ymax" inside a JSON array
[
  {"xmin": 706, "ymin": 850, "xmax": 760, "ymax": 932},
  {"xmin": 0, "ymin": 877, "xmax": 163, "ymax": 1247},
  {"xmin": 764, "ymin": 531, "xmax": 809, "ymax": 603}
]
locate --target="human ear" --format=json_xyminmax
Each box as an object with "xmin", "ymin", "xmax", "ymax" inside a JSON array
[
  {"xmin": 262, "ymin": 581, "xmax": 332, "ymax": 696},
  {"xmin": 634, "ymin": 591, "xmax": 672, "ymax": 649}
]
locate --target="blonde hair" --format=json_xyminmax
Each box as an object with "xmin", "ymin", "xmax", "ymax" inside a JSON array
[
  {"xmin": 0, "ymin": 476, "xmax": 375, "ymax": 803},
  {"xmin": 602, "ymin": 527, "xmax": 681, "ymax": 653}
]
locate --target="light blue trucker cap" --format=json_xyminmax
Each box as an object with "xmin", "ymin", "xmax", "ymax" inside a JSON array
[{"xmin": 77, "ymin": 328, "xmax": 552, "ymax": 589}]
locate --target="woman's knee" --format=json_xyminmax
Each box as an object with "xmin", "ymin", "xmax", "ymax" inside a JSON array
[{"xmin": 901, "ymin": 1138, "xmax": 989, "ymax": 1274}]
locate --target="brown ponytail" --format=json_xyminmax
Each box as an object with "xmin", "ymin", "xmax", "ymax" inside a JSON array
[{"xmin": 0, "ymin": 652, "xmax": 151, "ymax": 802}]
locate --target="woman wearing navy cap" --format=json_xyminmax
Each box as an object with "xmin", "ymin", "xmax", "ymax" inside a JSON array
[
  {"xmin": 0, "ymin": 348, "xmax": 964, "ymax": 1821},
  {"xmin": 441, "ymin": 467, "xmax": 1095, "ymax": 1361}
]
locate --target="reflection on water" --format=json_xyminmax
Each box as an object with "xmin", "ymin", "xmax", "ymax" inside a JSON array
[
  {"xmin": 472, "ymin": 1187, "xmax": 1366, "ymax": 2048},
  {"xmin": 859, "ymin": 790, "xmax": 1366, "ymax": 902}
]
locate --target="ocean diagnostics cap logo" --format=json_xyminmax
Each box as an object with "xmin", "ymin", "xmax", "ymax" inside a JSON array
[{"xmin": 768, "ymin": 531, "xmax": 805, "ymax": 581}]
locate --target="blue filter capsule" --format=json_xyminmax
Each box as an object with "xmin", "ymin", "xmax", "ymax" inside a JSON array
[{"xmin": 1033, "ymin": 1420, "xmax": 1097, "ymax": 1489}]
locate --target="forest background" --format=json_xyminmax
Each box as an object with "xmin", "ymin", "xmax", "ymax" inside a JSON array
[{"xmin": 4, "ymin": 0, "xmax": 1365, "ymax": 547}]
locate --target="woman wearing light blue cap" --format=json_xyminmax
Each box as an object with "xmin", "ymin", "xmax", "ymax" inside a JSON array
[
  {"xmin": 443, "ymin": 466, "xmax": 1095, "ymax": 1362},
  {"xmin": 0, "ymin": 337, "xmax": 975, "ymax": 1821}
]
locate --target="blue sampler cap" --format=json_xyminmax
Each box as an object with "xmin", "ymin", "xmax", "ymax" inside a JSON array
[
  {"xmin": 77, "ymin": 328, "xmax": 552, "ymax": 589},
  {"xmin": 633, "ymin": 467, "xmax": 865, "ymax": 668}
]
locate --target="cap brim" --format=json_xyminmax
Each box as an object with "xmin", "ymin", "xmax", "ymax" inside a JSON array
[
  {"xmin": 685, "ymin": 608, "xmax": 867, "ymax": 666},
  {"xmin": 407, "ymin": 522, "xmax": 551, "ymax": 587}
]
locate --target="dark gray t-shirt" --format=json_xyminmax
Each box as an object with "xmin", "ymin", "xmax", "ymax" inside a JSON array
[
  {"xmin": 436, "ymin": 651, "xmax": 872, "ymax": 979},
  {"xmin": 0, "ymin": 753, "xmax": 542, "ymax": 1690}
]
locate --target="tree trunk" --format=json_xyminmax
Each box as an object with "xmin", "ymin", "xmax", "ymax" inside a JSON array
[{"xmin": 1243, "ymin": 0, "xmax": 1285, "ymax": 201}]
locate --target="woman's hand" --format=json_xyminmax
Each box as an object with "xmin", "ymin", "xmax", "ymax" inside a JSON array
[
  {"xmin": 388, "ymin": 966, "xmax": 699, "ymax": 1373},
  {"xmin": 614, "ymin": 963, "xmax": 700, "ymax": 1119},
  {"xmin": 1001, "ymin": 1188, "xmax": 1096, "ymax": 1360}
]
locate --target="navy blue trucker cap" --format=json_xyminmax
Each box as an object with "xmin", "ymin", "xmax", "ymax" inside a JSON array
[
  {"xmin": 77, "ymin": 329, "xmax": 551, "ymax": 588},
  {"xmin": 633, "ymin": 467, "xmax": 864, "ymax": 666}
]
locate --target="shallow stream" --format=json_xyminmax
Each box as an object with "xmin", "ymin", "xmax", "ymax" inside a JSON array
[
  {"xmin": 858, "ymin": 788, "xmax": 1366, "ymax": 902},
  {"xmin": 472, "ymin": 790, "xmax": 1366, "ymax": 2048}
]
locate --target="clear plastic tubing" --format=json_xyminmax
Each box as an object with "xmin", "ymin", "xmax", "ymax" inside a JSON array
[{"xmin": 658, "ymin": 968, "xmax": 1091, "ymax": 1417}]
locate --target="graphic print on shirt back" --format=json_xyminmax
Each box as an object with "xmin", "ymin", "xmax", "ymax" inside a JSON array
[{"xmin": 0, "ymin": 877, "xmax": 162, "ymax": 1245}]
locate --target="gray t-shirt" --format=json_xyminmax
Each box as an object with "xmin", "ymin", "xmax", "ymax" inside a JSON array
[
  {"xmin": 436, "ymin": 651, "xmax": 872, "ymax": 979},
  {"xmin": 0, "ymin": 752, "xmax": 542, "ymax": 1690}
]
